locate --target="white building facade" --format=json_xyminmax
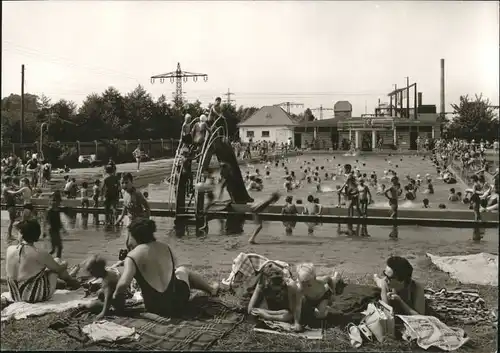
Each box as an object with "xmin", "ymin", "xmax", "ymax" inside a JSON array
[
  {"xmin": 237, "ymin": 105, "xmax": 297, "ymax": 145},
  {"xmin": 238, "ymin": 126, "xmax": 294, "ymax": 144}
]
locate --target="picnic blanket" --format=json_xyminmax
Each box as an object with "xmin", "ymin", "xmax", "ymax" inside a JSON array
[
  {"xmin": 50, "ymin": 295, "xmax": 245, "ymax": 351},
  {"xmin": 424, "ymin": 288, "xmax": 494, "ymax": 325},
  {"xmin": 427, "ymin": 252, "xmax": 498, "ymax": 286},
  {"xmin": 1, "ymin": 289, "xmax": 95, "ymax": 322},
  {"xmin": 398, "ymin": 315, "xmax": 470, "ymax": 351}
]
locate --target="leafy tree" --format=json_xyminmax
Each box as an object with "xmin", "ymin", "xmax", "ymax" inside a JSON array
[
  {"xmin": 123, "ymin": 85, "xmax": 155, "ymax": 138},
  {"xmin": 449, "ymin": 94, "xmax": 498, "ymax": 141},
  {"xmin": 303, "ymin": 108, "xmax": 316, "ymax": 122}
]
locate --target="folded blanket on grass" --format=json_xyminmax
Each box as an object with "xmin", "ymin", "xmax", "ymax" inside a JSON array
[
  {"xmin": 427, "ymin": 252, "xmax": 498, "ymax": 286},
  {"xmin": 82, "ymin": 320, "xmax": 139, "ymax": 343},
  {"xmin": 1, "ymin": 289, "xmax": 95, "ymax": 322},
  {"xmin": 50, "ymin": 295, "xmax": 245, "ymax": 351}
]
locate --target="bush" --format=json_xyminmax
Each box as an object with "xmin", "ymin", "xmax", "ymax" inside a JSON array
[{"xmin": 58, "ymin": 146, "xmax": 79, "ymax": 168}]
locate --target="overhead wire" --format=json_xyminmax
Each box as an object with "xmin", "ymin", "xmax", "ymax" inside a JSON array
[{"xmin": 4, "ymin": 40, "xmax": 388, "ymax": 107}]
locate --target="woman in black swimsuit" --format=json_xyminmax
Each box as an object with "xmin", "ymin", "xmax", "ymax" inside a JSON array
[{"xmin": 113, "ymin": 218, "xmax": 219, "ymax": 317}]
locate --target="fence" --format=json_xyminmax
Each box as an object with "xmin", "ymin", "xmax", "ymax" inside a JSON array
[{"xmin": 3, "ymin": 138, "xmax": 181, "ymax": 164}]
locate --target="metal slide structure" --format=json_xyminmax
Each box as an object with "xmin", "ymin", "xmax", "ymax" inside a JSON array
[{"xmin": 168, "ymin": 116, "xmax": 252, "ymax": 236}]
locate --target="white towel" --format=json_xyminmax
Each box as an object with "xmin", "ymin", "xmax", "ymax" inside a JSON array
[
  {"xmin": 82, "ymin": 320, "xmax": 139, "ymax": 343},
  {"xmin": 1, "ymin": 289, "xmax": 95, "ymax": 322},
  {"xmin": 427, "ymin": 252, "xmax": 498, "ymax": 286}
]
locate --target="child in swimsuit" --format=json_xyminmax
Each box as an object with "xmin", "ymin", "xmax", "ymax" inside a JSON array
[
  {"xmin": 303, "ymin": 195, "xmax": 319, "ymax": 235},
  {"xmin": 3, "ymin": 176, "xmax": 17, "ymax": 239},
  {"xmin": 346, "ymin": 176, "xmax": 361, "ymax": 218},
  {"xmin": 8, "ymin": 177, "xmax": 33, "ymax": 221},
  {"xmin": 384, "ymin": 177, "xmax": 401, "ymax": 239},
  {"xmin": 281, "ymin": 196, "xmax": 298, "ymax": 236},
  {"xmin": 45, "ymin": 191, "xmax": 67, "ymax": 259},
  {"xmin": 294, "ymin": 263, "xmax": 344, "ymax": 330},
  {"xmin": 358, "ymin": 179, "xmax": 372, "ymax": 218},
  {"xmin": 84, "ymin": 254, "xmax": 123, "ymax": 320}
]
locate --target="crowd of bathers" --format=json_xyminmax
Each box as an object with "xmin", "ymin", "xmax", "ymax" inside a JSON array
[
  {"xmin": 5, "ymin": 213, "xmax": 427, "ymax": 333},
  {"xmin": 1, "ymin": 136, "xmax": 498, "ymax": 333}
]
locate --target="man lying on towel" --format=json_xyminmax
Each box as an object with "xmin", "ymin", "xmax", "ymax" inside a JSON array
[
  {"xmin": 5, "ymin": 220, "xmax": 80, "ymax": 304},
  {"xmin": 373, "ymin": 256, "xmax": 425, "ymax": 315}
]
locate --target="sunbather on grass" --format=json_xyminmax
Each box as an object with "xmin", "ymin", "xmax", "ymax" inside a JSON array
[
  {"xmin": 248, "ymin": 263, "xmax": 297, "ymax": 324},
  {"xmin": 5, "ymin": 220, "xmax": 80, "ymax": 304},
  {"xmin": 373, "ymin": 256, "xmax": 426, "ymax": 315}
]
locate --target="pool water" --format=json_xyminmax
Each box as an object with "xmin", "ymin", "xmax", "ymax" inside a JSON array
[{"xmin": 148, "ymin": 153, "xmax": 469, "ymax": 210}]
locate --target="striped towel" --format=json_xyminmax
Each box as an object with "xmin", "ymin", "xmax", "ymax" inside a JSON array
[{"xmin": 221, "ymin": 252, "xmax": 292, "ymax": 290}]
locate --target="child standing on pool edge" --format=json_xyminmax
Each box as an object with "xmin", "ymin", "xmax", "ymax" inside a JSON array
[
  {"xmin": 281, "ymin": 195, "xmax": 298, "ymax": 236},
  {"xmin": 384, "ymin": 176, "xmax": 401, "ymax": 239},
  {"xmin": 44, "ymin": 191, "xmax": 67, "ymax": 258}
]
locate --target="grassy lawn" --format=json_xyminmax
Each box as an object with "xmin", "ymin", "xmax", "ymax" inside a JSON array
[{"xmin": 1, "ymin": 256, "xmax": 497, "ymax": 352}]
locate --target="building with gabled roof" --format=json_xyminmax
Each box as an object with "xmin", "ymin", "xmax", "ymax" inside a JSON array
[{"xmin": 238, "ymin": 105, "xmax": 297, "ymax": 144}]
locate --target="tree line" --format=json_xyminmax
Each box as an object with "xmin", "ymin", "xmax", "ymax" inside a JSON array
[{"xmin": 1, "ymin": 85, "xmax": 496, "ymax": 152}]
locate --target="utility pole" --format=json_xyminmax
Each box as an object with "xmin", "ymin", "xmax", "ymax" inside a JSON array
[
  {"xmin": 405, "ymin": 76, "xmax": 410, "ymax": 119},
  {"xmin": 151, "ymin": 62, "xmax": 208, "ymax": 106},
  {"xmin": 223, "ymin": 88, "xmax": 235, "ymax": 105},
  {"xmin": 276, "ymin": 102, "xmax": 304, "ymax": 114},
  {"xmin": 311, "ymin": 105, "xmax": 334, "ymax": 120},
  {"xmin": 21, "ymin": 64, "xmax": 25, "ymax": 144}
]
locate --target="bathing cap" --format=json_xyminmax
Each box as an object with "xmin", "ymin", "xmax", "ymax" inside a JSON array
[
  {"xmin": 184, "ymin": 113, "xmax": 192, "ymax": 120},
  {"xmin": 200, "ymin": 114, "xmax": 207, "ymax": 122}
]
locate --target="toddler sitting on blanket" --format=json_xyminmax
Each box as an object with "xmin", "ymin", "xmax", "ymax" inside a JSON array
[
  {"xmin": 294, "ymin": 263, "xmax": 345, "ymax": 331},
  {"xmin": 84, "ymin": 255, "xmax": 125, "ymax": 320}
]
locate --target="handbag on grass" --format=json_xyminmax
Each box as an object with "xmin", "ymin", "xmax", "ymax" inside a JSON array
[{"xmin": 361, "ymin": 300, "xmax": 395, "ymax": 343}]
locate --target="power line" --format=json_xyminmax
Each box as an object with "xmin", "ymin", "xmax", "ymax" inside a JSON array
[
  {"xmin": 3, "ymin": 42, "xmax": 141, "ymax": 82},
  {"xmin": 150, "ymin": 62, "xmax": 208, "ymax": 105},
  {"xmin": 276, "ymin": 102, "xmax": 304, "ymax": 114},
  {"xmin": 311, "ymin": 105, "xmax": 334, "ymax": 120},
  {"xmin": 223, "ymin": 88, "xmax": 235, "ymax": 105}
]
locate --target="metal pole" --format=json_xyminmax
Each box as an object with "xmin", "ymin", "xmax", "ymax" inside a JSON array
[
  {"xmin": 21, "ymin": 64, "xmax": 25, "ymax": 144},
  {"xmin": 440, "ymin": 59, "xmax": 445, "ymax": 116},
  {"xmin": 40, "ymin": 123, "xmax": 48, "ymax": 160},
  {"xmin": 406, "ymin": 76, "xmax": 410, "ymax": 119},
  {"xmin": 414, "ymin": 84, "xmax": 418, "ymax": 119}
]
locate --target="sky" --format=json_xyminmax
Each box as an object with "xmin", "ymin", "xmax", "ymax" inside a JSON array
[{"xmin": 2, "ymin": 1, "xmax": 499, "ymax": 118}]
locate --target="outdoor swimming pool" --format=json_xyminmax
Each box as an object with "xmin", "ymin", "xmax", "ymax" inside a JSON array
[
  {"xmin": 147, "ymin": 153, "xmax": 470, "ymax": 210},
  {"xmin": 1, "ymin": 153, "xmax": 497, "ymax": 280}
]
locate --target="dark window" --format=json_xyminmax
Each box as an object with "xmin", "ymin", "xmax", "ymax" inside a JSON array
[
  {"xmin": 418, "ymin": 126, "xmax": 432, "ymax": 132},
  {"xmin": 246, "ymin": 131, "xmax": 254, "ymax": 138},
  {"xmin": 261, "ymin": 131, "xmax": 270, "ymax": 137}
]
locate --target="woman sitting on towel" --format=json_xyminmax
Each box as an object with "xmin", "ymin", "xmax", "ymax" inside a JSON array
[
  {"xmin": 112, "ymin": 218, "xmax": 219, "ymax": 317},
  {"xmin": 373, "ymin": 256, "xmax": 425, "ymax": 315},
  {"xmin": 5, "ymin": 220, "xmax": 80, "ymax": 304}
]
